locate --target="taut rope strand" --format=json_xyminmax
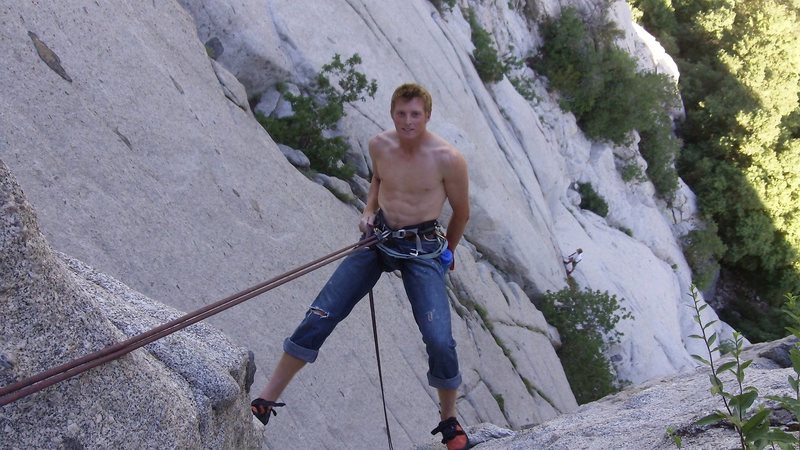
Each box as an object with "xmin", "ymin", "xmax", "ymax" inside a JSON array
[{"xmin": 0, "ymin": 235, "xmax": 379, "ymax": 406}]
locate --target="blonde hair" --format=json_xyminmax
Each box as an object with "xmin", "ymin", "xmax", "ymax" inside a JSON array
[{"xmin": 390, "ymin": 83, "xmax": 432, "ymax": 116}]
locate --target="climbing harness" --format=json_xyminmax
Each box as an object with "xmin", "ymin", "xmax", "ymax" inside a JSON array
[
  {"xmin": 372, "ymin": 211, "xmax": 447, "ymax": 260},
  {"xmin": 0, "ymin": 234, "xmax": 379, "ymax": 406}
]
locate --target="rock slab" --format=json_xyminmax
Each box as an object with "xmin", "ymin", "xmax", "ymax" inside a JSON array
[{"xmin": 0, "ymin": 160, "xmax": 260, "ymax": 449}]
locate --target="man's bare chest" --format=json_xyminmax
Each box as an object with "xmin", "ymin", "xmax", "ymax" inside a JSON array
[{"xmin": 381, "ymin": 162, "xmax": 442, "ymax": 194}]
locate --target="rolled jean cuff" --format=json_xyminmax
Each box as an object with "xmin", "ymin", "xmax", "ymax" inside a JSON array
[
  {"xmin": 427, "ymin": 371, "xmax": 462, "ymax": 390},
  {"xmin": 284, "ymin": 337, "xmax": 318, "ymax": 363}
]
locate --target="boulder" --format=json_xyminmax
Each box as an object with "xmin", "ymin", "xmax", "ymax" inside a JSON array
[
  {"xmin": 0, "ymin": 161, "xmax": 260, "ymax": 449},
  {"xmin": 465, "ymin": 339, "xmax": 800, "ymax": 449},
  {"xmin": 277, "ymin": 143, "xmax": 310, "ymax": 169}
]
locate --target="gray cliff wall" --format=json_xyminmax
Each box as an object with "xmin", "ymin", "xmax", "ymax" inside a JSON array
[
  {"xmin": 1, "ymin": 1, "xmax": 577, "ymax": 448},
  {"xmin": 176, "ymin": 0, "xmax": 729, "ymax": 385},
  {"xmin": 1, "ymin": 0, "xmax": 733, "ymax": 448}
]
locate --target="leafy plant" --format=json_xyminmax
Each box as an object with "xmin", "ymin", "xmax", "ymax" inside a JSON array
[
  {"xmin": 467, "ymin": 13, "xmax": 540, "ymax": 100},
  {"xmin": 577, "ymin": 182, "xmax": 609, "ymax": 218},
  {"xmin": 509, "ymin": 75, "xmax": 537, "ymax": 102},
  {"xmin": 767, "ymin": 292, "xmax": 800, "ymax": 447},
  {"xmin": 682, "ymin": 221, "xmax": 727, "ymax": 290},
  {"xmin": 258, "ymin": 54, "xmax": 377, "ymax": 179},
  {"xmin": 665, "ymin": 425, "xmax": 683, "ymax": 449},
  {"xmin": 493, "ymin": 393, "xmax": 506, "ymax": 414},
  {"xmin": 620, "ymin": 160, "xmax": 646, "ymax": 183},
  {"xmin": 503, "ymin": 52, "xmax": 538, "ymax": 101},
  {"xmin": 467, "ymin": 9, "xmax": 505, "ymax": 83},
  {"xmin": 538, "ymin": 287, "xmax": 633, "ymax": 403},
  {"xmin": 617, "ymin": 226, "xmax": 633, "ymax": 237},
  {"xmin": 687, "ymin": 286, "xmax": 796, "ymax": 448}
]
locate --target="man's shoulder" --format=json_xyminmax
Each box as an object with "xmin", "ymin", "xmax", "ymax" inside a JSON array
[
  {"xmin": 369, "ymin": 130, "xmax": 397, "ymax": 151},
  {"xmin": 371, "ymin": 129, "xmax": 396, "ymax": 142},
  {"xmin": 427, "ymin": 134, "xmax": 464, "ymax": 166}
]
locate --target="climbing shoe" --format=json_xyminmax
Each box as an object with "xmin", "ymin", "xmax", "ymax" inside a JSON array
[
  {"xmin": 431, "ymin": 416, "xmax": 469, "ymax": 450},
  {"xmin": 250, "ymin": 398, "xmax": 285, "ymax": 425}
]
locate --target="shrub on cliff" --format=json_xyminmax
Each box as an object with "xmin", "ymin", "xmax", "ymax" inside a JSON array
[
  {"xmin": 538, "ymin": 287, "xmax": 633, "ymax": 404},
  {"xmin": 257, "ymin": 54, "xmax": 377, "ymax": 179},
  {"xmin": 429, "ymin": 0, "xmax": 456, "ymax": 13},
  {"xmin": 578, "ymin": 182, "xmax": 609, "ymax": 218},
  {"xmin": 467, "ymin": 8, "xmax": 505, "ymax": 83},
  {"xmin": 534, "ymin": 7, "xmax": 680, "ymax": 199},
  {"xmin": 682, "ymin": 221, "xmax": 727, "ymax": 290}
]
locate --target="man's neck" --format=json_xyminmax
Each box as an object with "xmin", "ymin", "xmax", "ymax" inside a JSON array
[{"xmin": 397, "ymin": 133, "xmax": 426, "ymax": 154}]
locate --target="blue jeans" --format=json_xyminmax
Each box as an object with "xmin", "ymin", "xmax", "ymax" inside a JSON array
[{"xmin": 284, "ymin": 235, "xmax": 462, "ymax": 390}]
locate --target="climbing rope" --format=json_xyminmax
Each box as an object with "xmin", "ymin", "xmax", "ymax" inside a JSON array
[
  {"xmin": 0, "ymin": 234, "xmax": 379, "ymax": 406},
  {"xmin": 368, "ymin": 289, "xmax": 394, "ymax": 450}
]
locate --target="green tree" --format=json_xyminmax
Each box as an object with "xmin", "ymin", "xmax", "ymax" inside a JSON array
[
  {"xmin": 258, "ymin": 54, "xmax": 377, "ymax": 179},
  {"xmin": 628, "ymin": 0, "xmax": 679, "ymax": 54},
  {"xmin": 638, "ymin": 115, "xmax": 680, "ymax": 197},
  {"xmin": 577, "ymin": 182, "xmax": 609, "ymax": 217},
  {"xmin": 538, "ymin": 287, "xmax": 633, "ymax": 403},
  {"xmin": 682, "ymin": 221, "xmax": 727, "ymax": 290},
  {"xmin": 636, "ymin": 0, "xmax": 800, "ymax": 328},
  {"xmin": 681, "ymin": 1, "xmax": 800, "ymax": 299}
]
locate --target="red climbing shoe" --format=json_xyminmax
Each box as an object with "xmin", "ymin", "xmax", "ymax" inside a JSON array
[
  {"xmin": 431, "ymin": 417, "xmax": 469, "ymax": 450},
  {"xmin": 250, "ymin": 398, "xmax": 285, "ymax": 425}
]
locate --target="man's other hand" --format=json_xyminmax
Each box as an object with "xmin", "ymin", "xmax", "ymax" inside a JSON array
[
  {"xmin": 440, "ymin": 248, "xmax": 455, "ymax": 271},
  {"xmin": 359, "ymin": 213, "xmax": 376, "ymax": 233}
]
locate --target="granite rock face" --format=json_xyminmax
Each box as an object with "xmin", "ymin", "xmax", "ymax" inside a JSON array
[
  {"xmin": 449, "ymin": 338, "xmax": 800, "ymax": 450},
  {"xmin": 195, "ymin": 0, "xmax": 730, "ymax": 384},
  {"xmin": 0, "ymin": 1, "xmax": 576, "ymax": 448},
  {"xmin": 175, "ymin": 0, "xmax": 293, "ymax": 93},
  {"xmin": 417, "ymin": 365, "xmax": 797, "ymax": 450},
  {"xmin": 0, "ymin": 161, "xmax": 260, "ymax": 449},
  {"xmin": 1, "ymin": 0, "xmax": 737, "ymax": 448}
]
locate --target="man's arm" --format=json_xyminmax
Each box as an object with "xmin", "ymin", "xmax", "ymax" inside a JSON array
[
  {"xmin": 442, "ymin": 149, "xmax": 469, "ymax": 252},
  {"xmin": 360, "ymin": 138, "xmax": 382, "ymax": 233}
]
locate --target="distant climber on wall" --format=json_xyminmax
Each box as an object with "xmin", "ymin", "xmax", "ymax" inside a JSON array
[
  {"xmin": 249, "ymin": 83, "xmax": 471, "ymax": 450},
  {"xmin": 563, "ymin": 248, "xmax": 583, "ymax": 275}
]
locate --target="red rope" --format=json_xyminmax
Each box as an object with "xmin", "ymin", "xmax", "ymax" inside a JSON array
[{"xmin": 0, "ymin": 235, "xmax": 378, "ymax": 406}]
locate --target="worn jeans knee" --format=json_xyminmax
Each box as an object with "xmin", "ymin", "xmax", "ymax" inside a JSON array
[{"xmin": 285, "ymin": 246, "xmax": 383, "ymax": 362}]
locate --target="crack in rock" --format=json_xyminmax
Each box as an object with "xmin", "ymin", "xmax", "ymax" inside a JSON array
[{"xmin": 28, "ymin": 31, "xmax": 72, "ymax": 82}]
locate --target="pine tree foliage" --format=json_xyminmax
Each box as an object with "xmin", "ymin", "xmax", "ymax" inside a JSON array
[{"xmin": 630, "ymin": 0, "xmax": 800, "ymax": 336}]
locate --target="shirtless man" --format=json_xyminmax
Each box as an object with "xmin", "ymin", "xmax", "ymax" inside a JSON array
[{"xmin": 251, "ymin": 83, "xmax": 470, "ymax": 450}]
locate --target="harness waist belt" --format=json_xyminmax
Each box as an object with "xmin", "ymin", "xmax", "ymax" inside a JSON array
[
  {"xmin": 386, "ymin": 220, "xmax": 439, "ymax": 240},
  {"xmin": 374, "ymin": 210, "xmax": 438, "ymax": 238},
  {"xmin": 372, "ymin": 211, "xmax": 446, "ymax": 259}
]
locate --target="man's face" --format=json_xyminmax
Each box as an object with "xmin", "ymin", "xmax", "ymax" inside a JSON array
[{"xmin": 391, "ymin": 97, "xmax": 430, "ymax": 139}]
